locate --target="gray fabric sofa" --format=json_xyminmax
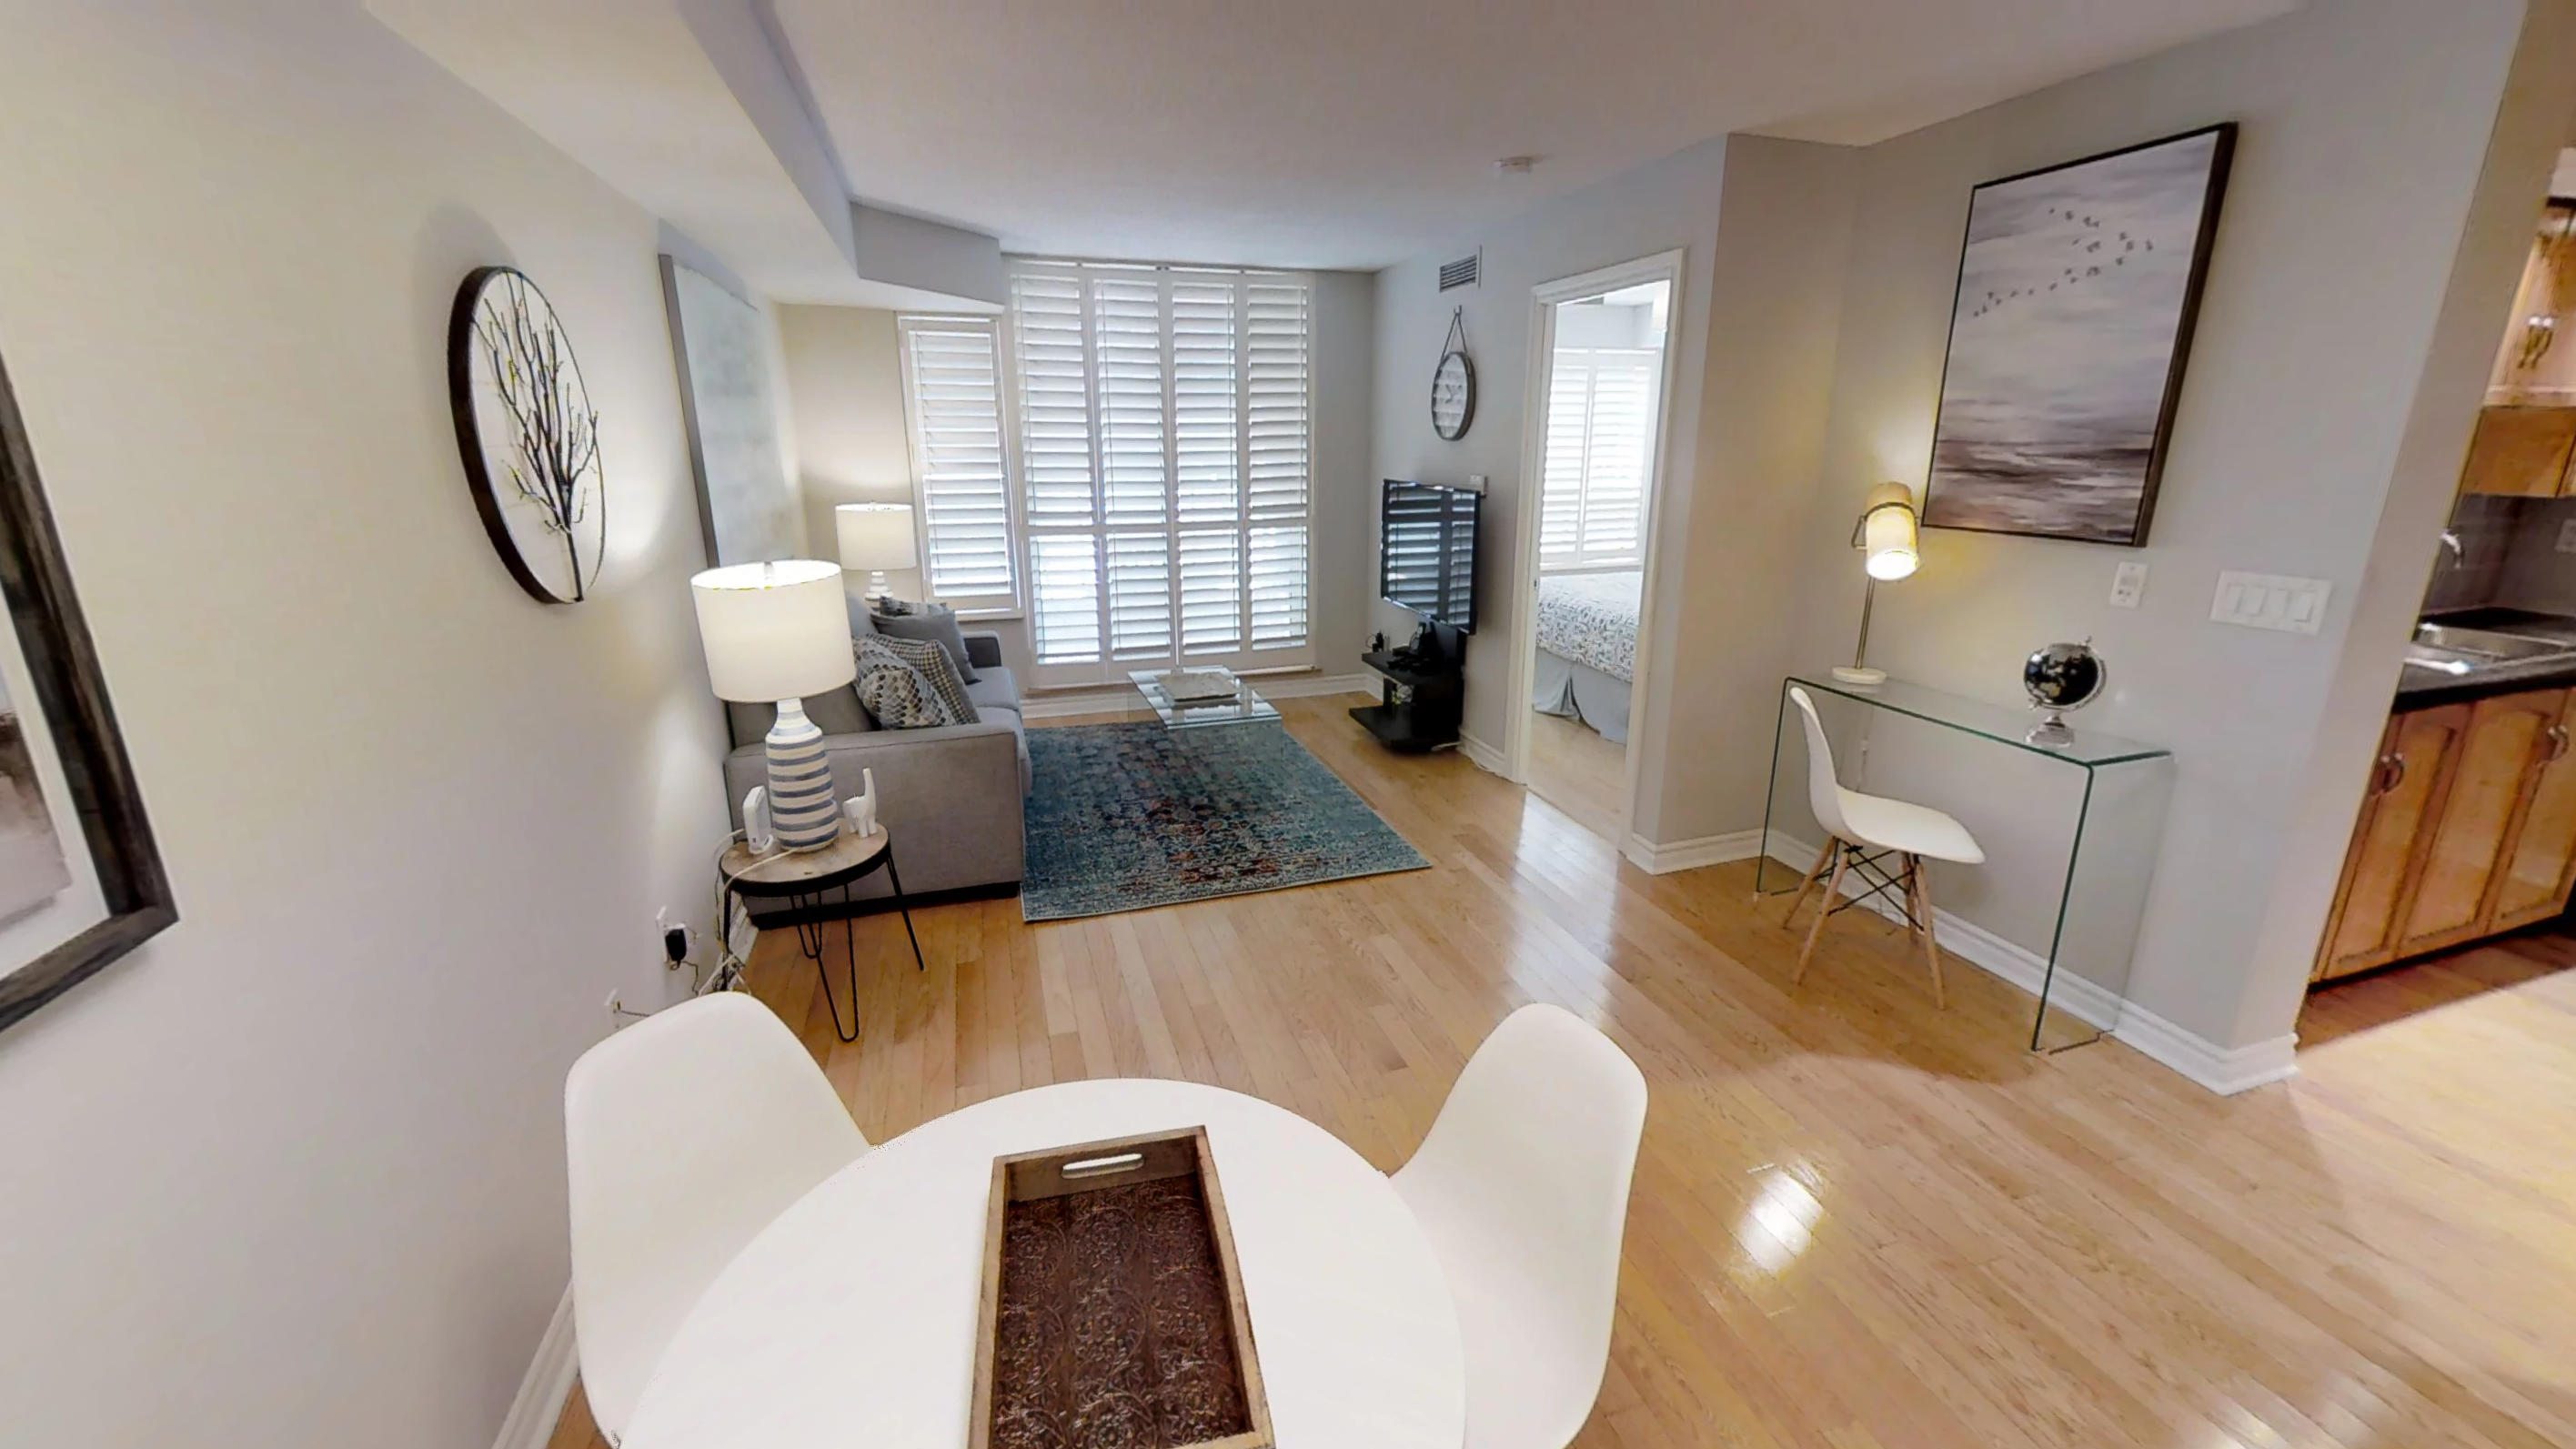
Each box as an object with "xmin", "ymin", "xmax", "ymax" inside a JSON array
[{"xmin": 723, "ymin": 611, "xmax": 1026, "ymax": 907}]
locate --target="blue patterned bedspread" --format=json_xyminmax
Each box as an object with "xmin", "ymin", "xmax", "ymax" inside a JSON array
[{"xmin": 1535, "ymin": 569, "xmax": 1642, "ymax": 682}]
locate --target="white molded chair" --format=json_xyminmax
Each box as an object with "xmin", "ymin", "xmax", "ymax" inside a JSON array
[
  {"xmin": 1393, "ymin": 1004, "xmax": 1648, "ymax": 1449},
  {"xmin": 565, "ymin": 991, "xmax": 869, "ymax": 1444},
  {"xmin": 1783, "ymin": 685, "xmax": 1985, "ymax": 1005}
]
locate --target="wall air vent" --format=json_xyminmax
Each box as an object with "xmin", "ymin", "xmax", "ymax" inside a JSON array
[{"xmin": 1438, "ymin": 250, "xmax": 1482, "ymax": 292}]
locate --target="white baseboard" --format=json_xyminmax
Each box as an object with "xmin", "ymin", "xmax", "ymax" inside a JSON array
[
  {"xmin": 1622, "ymin": 827, "xmax": 1826, "ymax": 874},
  {"xmin": 491, "ymin": 1285, "xmax": 579, "ymax": 1449},
  {"xmin": 1621, "ymin": 828, "xmax": 1767, "ymax": 874},
  {"xmin": 1021, "ymin": 671, "xmax": 1374, "ymax": 719},
  {"xmin": 1765, "ymin": 834, "xmax": 2291, "ymax": 1094},
  {"xmin": 1459, "ymin": 731, "xmax": 1507, "ymax": 777},
  {"xmin": 2110, "ymin": 1004, "xmax": 2300, "ymax": 1095}
]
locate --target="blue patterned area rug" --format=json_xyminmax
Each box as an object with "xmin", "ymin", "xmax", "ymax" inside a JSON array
[{"xmin": 1022, "ymin": 721, "xmax": 1429, "ymax": 921}]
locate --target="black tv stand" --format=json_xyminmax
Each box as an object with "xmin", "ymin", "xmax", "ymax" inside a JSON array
[{"xmin": 1352, "ymin": 620, "xmax": 1464, "ymax": 753}]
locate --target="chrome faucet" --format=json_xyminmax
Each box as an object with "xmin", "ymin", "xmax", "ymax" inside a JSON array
[{"xmin": 2440, "ymin": 528, "xmax": 2465, "ymax": 566}]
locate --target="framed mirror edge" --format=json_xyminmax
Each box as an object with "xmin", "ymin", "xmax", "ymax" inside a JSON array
[{"xmin": 0, "ymin": 342, "xmax": 178, "ymax": 1034}]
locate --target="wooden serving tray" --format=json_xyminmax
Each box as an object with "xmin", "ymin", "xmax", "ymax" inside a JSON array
[{"xmin": 971, "ymin": 1128, "xmax": 1273, "ymax": 1449}]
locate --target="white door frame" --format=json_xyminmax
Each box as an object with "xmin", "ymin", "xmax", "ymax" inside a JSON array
[{"xmin": 1500, "ymin": 249, "xmax": 1687, "ymax": 840}]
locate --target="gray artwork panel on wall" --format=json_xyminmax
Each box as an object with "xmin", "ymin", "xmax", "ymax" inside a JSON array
[
  {"xmin": 662, "ymin": 256, "xmax": 800, "ymax": 566},
  {"xmin": 1923, "ymin": 126, "xmax": 2233, "ymax": 547}
]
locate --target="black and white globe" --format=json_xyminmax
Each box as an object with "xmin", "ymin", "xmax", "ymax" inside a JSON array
[{"xmin": 2023, "ymin": 640, "xmax": 2106, "ymax": 711}]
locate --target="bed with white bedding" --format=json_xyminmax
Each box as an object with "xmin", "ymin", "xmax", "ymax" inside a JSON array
[{"xmin": 1530, "ymin": 569, "xmax": 1642, "ymax": 744}]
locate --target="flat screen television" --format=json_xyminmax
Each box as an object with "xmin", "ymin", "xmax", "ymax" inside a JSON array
[{"xmin": 1379, "ymin": 479, "xmax": 1480, "ymax": 633}]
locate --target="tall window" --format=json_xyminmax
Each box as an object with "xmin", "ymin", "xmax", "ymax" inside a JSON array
[
  {"xmin": 894, "ymin": 315, "xmax": 1016, "ymax": 613},
  {"xmin": 1538, "ymin": 347, "xmax": 1657, "ymax": 570},
  {"xmin": 1005, "ymin": 259, "xmax": 1313, "ymax": 685}
]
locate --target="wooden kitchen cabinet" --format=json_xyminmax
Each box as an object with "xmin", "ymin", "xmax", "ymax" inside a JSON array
[
  {"xmin": 2315, "ymin": 689, "xmax": 2576, "ymax": 982},
  {"xmin": 2316, "ymin": 705, "xmax": 2468, "ymax": 979},
  {"xmin": 2398, "ymin": 691, "xmax": 2561, "ymax": 954},
  {"xmin": 2492, "ymin": 701, "xmax": 2576, "ymax": 930},
  {"xmin": 2456, "ymin": 406, "xmax": 2576, "ymax": 498}
]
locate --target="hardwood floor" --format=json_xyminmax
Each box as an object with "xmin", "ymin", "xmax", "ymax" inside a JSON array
[
  {"xmin": 1527, "ymin": 706, "xmax": 1630, "ymax": 841},
  {"xmin": 551, "ymin": 696, "xmax": 2576, "ymax": 1449}
]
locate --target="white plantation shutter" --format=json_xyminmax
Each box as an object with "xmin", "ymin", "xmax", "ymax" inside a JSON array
[
  {"xmin": 894, "ymin": 316, "xmax": 1015, "ymax": 610},
  {"xmin": 1539, "ymin": 357, "xmax": 1590, "ymax": 562},
  {"xmin": 1007, "ymin": 259, "xmax": 1314, "ymax": 685},
  {"xmin": 1537, "ymin": 347, "xmax": 1657, "ymax": 570}
]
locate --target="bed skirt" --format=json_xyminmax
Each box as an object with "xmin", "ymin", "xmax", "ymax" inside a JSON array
[{"xmin": 1532, "ymin": 649, "xmax": 1631, "ymax": 744}]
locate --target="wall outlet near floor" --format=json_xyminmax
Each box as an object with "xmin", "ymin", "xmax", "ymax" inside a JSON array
[
  {"xmin": 2555, "ymin": 518, "xmax": 2576, "ymax": 555},
  {"xmin": 2109, "ymin": 560, "xmax": 2148, "ymax": 609},
  {"xmin": 2210, "ymin": 570, "xmax": 2331, "ymax": 634}
]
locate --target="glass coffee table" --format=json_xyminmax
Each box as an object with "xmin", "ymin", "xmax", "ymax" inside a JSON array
[{"xmin": 1126, "ymin": 668, "xmax": 1281, "ymax": 730}]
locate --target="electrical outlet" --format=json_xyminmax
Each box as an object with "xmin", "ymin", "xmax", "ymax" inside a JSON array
[
  {"xmin": 2555, "ymin": 518, "xmax": 2576, "ymax": 555},
  {"xmin": 2109, "ymin": 560, "xmax": 2148, "ymax": 609},
  {"xmin": 604, "ymin": 990, "xmax": 625, "ymax": 1031},
  {"xmin": 656, "ymin": 908, "xmax": 694, "ymax": 969}
]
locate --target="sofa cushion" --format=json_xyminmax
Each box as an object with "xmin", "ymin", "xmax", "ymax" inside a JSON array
[
  {"xmin": 964, "ymin": 663, "xmax": 1021, "ymax": 716},
  {"xmin": 976, "ymin": 704, "xmax": 1031, "ymax": 793}
]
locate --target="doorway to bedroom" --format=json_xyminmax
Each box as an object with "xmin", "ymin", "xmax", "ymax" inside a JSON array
[{"xmin": 1508, "ymin": 256, "xmax": 1680, "ymax": 842}]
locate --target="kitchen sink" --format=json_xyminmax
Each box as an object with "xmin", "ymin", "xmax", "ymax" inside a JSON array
[
  {"xmin": 2404, "ymin": 644, "xmax": 2487, "ymax": 675},
  {"xmin": 2410, "ymin": 621, "xmax": 2576, "ymax": 663}
]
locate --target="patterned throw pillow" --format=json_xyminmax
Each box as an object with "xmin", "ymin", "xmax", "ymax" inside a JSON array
[
  {"xmin": 853, "ymin": 635, "xmax": 962, "ymax": 730},
  {"xmin": 877, "ymin": 632, "xmax": 980, "ymax": 722}
]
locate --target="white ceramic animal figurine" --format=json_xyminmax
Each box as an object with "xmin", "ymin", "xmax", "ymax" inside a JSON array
[{"xmin": 845, "ymin": 768, "xmax": 879, "ymax": 837}]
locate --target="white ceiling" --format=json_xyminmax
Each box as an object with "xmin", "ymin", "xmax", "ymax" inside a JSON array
[{"xmin": 774, "ymin": 0, "xmax": 2302, "ymax": 271}]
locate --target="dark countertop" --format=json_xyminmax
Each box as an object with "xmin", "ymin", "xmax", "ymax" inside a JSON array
[{"xmin": 2393, "ymin": 608, "xmax": 2576, "ymax": 709}]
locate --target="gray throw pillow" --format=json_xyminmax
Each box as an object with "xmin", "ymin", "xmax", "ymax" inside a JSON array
[
  {"xmin": 869, "ymin": 599, "xmax": 980, "ymax": 682},
  {"xmin": 853, "ymin": 636, "xmax": 964, "ymax": 730}
]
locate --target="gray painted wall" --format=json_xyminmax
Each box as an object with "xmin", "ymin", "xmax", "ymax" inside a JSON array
[
  {"xmin": 1783, "ymin": 0, "xmax": 2572, "ymax": 1049},
  {"xmin": 1368, "ymin": 137, "xmax": 1730, "ymax": 765},
  {"xmin": 0, "ymin": 5, "xmax": 737, "ymax": 1445}
]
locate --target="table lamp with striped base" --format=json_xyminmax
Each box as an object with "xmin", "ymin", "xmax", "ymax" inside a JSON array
[{"xmin": 690, "ymin": 559, "xmax": 857, "ymax": 852}]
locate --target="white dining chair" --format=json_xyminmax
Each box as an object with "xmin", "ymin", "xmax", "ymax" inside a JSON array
[
  {"xmin": 1392, "ymin": 1003, "xmax": 1648, "ymax": 1449},
  {"xmin": 1783, "ymin": 684, "xmax": 1985, "ymax": 1006},
  {"xmin": 564, "ymin": 991, "xmax": 869, "ymax": 1444}
]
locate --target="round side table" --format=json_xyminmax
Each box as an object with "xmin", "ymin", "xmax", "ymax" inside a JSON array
[{"xmin": 719, "ymin": 828, "xmax": 923, "ymax": 1042}]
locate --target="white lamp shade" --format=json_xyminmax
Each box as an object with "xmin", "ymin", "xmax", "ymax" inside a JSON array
[
  {"xmin": 1859, "ymin": 482, "xmax": 1919, "ymax": 581},
  {"xmin": 836, "ymin": 502, "xmax": 919, "ymax": 573},
  {"xmin": 689, "ymin": 560, "xmax": 857, "ymax": 702}
]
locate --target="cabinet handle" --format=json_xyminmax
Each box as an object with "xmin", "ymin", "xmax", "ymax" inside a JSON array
[
  {"xmin": 2375, "ymin": 752, "xmax": 2407, "ymax": 795},
  {"xmin": 2549, "ymin": 724, "xmax": 2570, "ymax": 764}
]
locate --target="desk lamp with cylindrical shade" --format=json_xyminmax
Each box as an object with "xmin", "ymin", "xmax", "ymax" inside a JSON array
[
  {"xmin": 1831, "ymin": 481, "xmax": 1920, "ymax": 688},
  {"xmin": 690, "ymin": 559, "xmax": 856, "ymax": 851},
  {"xmin": 835, "ymin": 502, "xmax": 919, "ymax": 606}
]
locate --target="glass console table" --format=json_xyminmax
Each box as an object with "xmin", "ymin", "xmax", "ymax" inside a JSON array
[{"xmin": 1756, "ymin": 673, "xmax": 2175, "ymax": 1052}]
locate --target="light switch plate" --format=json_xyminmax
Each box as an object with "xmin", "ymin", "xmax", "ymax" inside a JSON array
[
  {"xmin": 2211, "ymin": 570, "xmax": 2330, "ymax": 635},
  {"xmin": 2109, "ymin": 560, "xmax": 2148, "ymax": 609}
]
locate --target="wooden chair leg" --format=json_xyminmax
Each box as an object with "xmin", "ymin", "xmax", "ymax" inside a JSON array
[
  {"xmin": 1783, "ymin": 836, "xmax": 1836, "ymax": 927},
  {"xmin": 1909, "ymin": 854, "xmax": 1947, "ymax": 1009},
  {"xmin": 1794, "ymin": 845, "xmax": 1848, "ymax": 986}
]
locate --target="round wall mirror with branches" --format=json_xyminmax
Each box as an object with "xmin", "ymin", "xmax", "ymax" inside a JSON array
[{"xmin": 447, "ymin": 267, "xmax": 605, "ymax": 604}]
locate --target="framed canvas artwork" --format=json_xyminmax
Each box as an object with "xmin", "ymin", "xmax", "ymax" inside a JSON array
[
  {"xmin": 0, "ymin": 342, "xmax": 176, "ymax": 1032},
  {"xmin": 1922, "ymin": 124, "xmax": 2236, "ymax": 546}
]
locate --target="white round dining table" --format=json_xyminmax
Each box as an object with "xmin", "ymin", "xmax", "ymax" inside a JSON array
[{"xmin": 621, "ymin": 1077, "xmax": 1466, "ymax": 1449}]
